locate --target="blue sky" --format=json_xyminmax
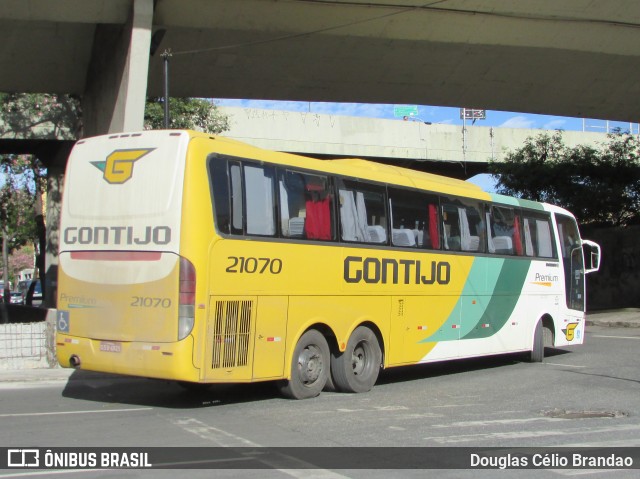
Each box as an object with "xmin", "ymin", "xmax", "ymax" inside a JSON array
[{"xmin": 215, "ymin": 98, "xmax": 637, "ymax": 133}]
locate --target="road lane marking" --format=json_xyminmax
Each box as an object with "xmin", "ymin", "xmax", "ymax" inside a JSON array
[
  {"xmin": 171, "ymin": 417, "xmax": 349, "ymax": 478},
  {"xmin": 0, "ymin": 382, "xmax": 71, "ymax": 391},
  {"xmin": 591, "ymin": 335, "xmax": 640, "ymax": 340},
  {"xmin": 0, "ymin": 407, "xmax": 152, "ymax": 418},
  {"xmin": 432, "ymin": 417, "xmax": 564, "ymax": 428},
  {"xmin": 172, "ymin": 417, "xmax": 259, "ymax": 447},
  {"xmin": 543, "ymin": 362, "xmax": 586, "ymax": 368},
  {"xmin": 423, "ymin": 423, "xmax": 640, "ymax": 444}
]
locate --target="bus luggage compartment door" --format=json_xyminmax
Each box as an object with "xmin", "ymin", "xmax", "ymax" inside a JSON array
[{"xmin": 204, "ymin": 296, "xmax": 288, "ymax": 381}]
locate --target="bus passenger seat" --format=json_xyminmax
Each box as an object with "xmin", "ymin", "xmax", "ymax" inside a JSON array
[
  {"xmin": 289, "ymin": 217, "xmax": 306, "ymax": 237},
  {"xmin": 392, "ymin": 229, "xmax": 416, "ymax": 247},
  {"xmin": 367, "ymin": 225, "xmax": 386, "ymax": 243},
  {"xmin": 493, "ymin": 236, "xmax": 513, "ymax": 253}
]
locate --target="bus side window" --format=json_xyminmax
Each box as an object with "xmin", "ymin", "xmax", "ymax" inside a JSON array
[
  {"xmin": 214, "ymin": 159, "xmax": 276, "ymax": 237},
  {"xmin": 488, "ymin": 206, "xmax": 522, "ymax": 255},
  {"xmin": 461, "ymin": 201, "xmax": 484, "ymax": 252},
  {"xmin": 209, "ymin": 157, "xmax": 231, "ymax": 234},
  {"xmin": 441, "ymin": 202, "xmax": 461, "ymax": 251},
  {"xmin": 388, "ymin": 187, "xmax": 440, "ymax": 249},
  {"xmin": 522, "ymin": 213, "xmax": 555, "ymax": 258},
  {"xmin": 229, "ymin": 162, "xmax": 243, "ymax": 234},
  {"xmin": 338, "ymin": 179, "xmax": 387, "ymax": 244},
  {"xmin": 244, "ymin": 164, "xmax": 276, "ymax": 236},
  {"xmin": 279, "ymin": 170, "xmax": 334, "ymax": 241}
]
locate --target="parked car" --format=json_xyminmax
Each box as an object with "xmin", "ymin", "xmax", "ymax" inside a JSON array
[
  {"xmin": 20, "ymin": 280, "xmax": 43, "ymax": 306},
  {"xmin": 31, "ymin": 280, "xmax": 42, "ymax": 301},
  {"xmin": 9, "ymin": 292, "xmax": 24, "ymax": 305}
]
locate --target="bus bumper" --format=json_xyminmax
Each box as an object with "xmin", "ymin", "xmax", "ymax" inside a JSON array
[{"xmin": 55, "ymin": 333, "xmax": 200, "ymax": 382}]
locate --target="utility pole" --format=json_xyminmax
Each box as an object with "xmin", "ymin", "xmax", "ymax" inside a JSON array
[
  {"xmin": 2, "ymin": 227, "xmax": 9, "ymax": 303},
  {"xmin": 161, "ymin": 49, "xmax": 172, "ymax": 129}
]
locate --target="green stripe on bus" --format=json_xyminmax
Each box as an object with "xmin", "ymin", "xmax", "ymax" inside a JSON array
[
  {"xmin": 488, "ymin": 193, "xmax": 545, "ymax": 212},
  {"xmin": 462, "ymin": 259, "xmax": 531, "ymax": 340},
  {"xmin": 419, "ymin": 258, "xmax": 531, "ymax": 343}
]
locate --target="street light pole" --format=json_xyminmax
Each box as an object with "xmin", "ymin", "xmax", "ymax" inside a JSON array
[
  {"xmin": 2, "ymin": 228, "xmax": 9, "ymax": 303},
  {"xmin": 161, "ymin": 49, "xmax": 172, "ymax": 129}
]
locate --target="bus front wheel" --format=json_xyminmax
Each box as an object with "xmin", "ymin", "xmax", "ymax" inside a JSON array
[
  {"xmin": 331, "ymin": 326, "xmax": 382, "ymax": 393},
  {"xmin": 279, "ymin": 329, "xmax": 330, "ymax": 400},
  {"xmin": 529, "ymin": 320, "xmax": 545, "ymax": 363}
]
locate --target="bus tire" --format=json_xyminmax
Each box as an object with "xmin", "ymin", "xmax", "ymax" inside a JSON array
[
  {"xmin": 323, "ymin": 370, "xmax": 337, "ymax": 392},
  {"xmin": 543, "ymin": 324, "xmax": 554, "ymax": 348},
  {"xmin": 529, "ymin": 320, "xmax": 544, "ymax": 363},
  {"xmin": 331, "ymin": 326, "xmax": 381, "ymax": 393},
  {"xmin": 278, "ymin": 329, "xmax": 330, "ymax": 400}
]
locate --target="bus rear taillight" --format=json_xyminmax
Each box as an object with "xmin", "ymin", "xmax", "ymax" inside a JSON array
[{"xmin": 178, "ymin": 256, "xmax": 196, "ymax": 340}]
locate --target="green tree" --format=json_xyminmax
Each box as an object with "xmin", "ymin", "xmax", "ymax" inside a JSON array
[
  {"xmin": 144, "ymin": 97, "xmax": 229, "ymax": 133},
  {"xmin": 0, "ymin": 92, "xmax": 81, "ymax": 139},
  {"xmin": 2, "ymin": 93, "xmax": 229, "ymax": 302},
  {"xmin": 1, "ymin": 92, "xmax": 80, "ymax": 302},
  {"xmin": 490, "ymin": 131, "xmax": 640, "ymax": 227},
  {"xmin": 1, "ymin": 154, "xmax": 43, "ymax": 301},
  {"xmin": 1, "ymin": 93, "xmax": 230, "ymax": 138},
  {"xmin": 489, "ymin": 131, "xmax": 566, "ymax": 204},
  {"xmin": 0, "ymin": 162, "xmax": 38, "ymax": 248}
]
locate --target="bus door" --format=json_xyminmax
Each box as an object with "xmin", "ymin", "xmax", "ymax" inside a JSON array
[{"xmin": 555, "ymin": 214, "xmax": 584, "ymax": 311}]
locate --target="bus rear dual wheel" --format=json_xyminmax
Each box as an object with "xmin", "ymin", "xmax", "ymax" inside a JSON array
[
  {"xmin": 330, "ymin": 326, "xmax": 382, "ymax": 394},
  {"xmin": 279, "ymin": 326, "xmax": 382, "ymax": 400}
]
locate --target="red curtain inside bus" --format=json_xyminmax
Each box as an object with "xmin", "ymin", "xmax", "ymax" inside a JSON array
[
  {"xmin": 305, "ymin": 198, "xmax": 332, "ymax": 240},
  {"xmin": 428, "ymin": 204, "xmax": 440, "ymax": 250},
  {"xmin": 513, "ymin": 215, "xmax": 523, "ymax": 256}
]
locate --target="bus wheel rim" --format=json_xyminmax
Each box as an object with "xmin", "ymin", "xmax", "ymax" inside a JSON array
[
  {"xmin": 299, "ymin": 345, "xmax": 323, "ymax": 384},
  {"xmin": 352, "ymin": 342, "xmax": 368, "ymax": 376}
]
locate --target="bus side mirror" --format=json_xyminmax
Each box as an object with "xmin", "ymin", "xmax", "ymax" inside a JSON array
[{"xmin": 582, "ymin": 239, "xmax": 601, "ymax": 274}]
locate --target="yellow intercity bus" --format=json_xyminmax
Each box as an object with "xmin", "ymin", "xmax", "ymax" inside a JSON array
[{"xmin": 56, "ymin": 130, "xmax": 600, "ymax": 399}]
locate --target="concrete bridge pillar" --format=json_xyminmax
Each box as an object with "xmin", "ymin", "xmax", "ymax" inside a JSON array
[
  {"xmin": 43, "ymin": 144, "xmax": 73, "ymax": 309},
  {"xmin": 82, "ymin": 0, "xmax": 153, "ymax": 137}
]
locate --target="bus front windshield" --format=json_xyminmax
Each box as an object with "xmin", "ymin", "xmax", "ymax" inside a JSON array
[{"xmin": 556, "ymin": 214, "xmax": 584, "ymax": 311}]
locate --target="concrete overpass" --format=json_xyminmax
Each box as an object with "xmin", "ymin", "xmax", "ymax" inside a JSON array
[
  {"xmin": 219, "ymin": 106, "xmax": 612, "ymax": 178},
  {"xmin": 1, "ymin": 0, "xmax": 640, "ymax": 138}
]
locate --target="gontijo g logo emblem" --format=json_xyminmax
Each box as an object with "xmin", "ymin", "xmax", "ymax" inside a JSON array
[
  {"xmin": 91, "ymin": 148, "xmax": 155, "ymax": 184},
  {"xmin": 563, "ymin": 322, "xmax": 579, "ymax": 341}
]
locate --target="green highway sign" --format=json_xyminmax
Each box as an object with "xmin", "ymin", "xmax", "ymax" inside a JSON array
[{"xmin": 393, "ymin": 105, "xmax": 419, "ymax": 118}]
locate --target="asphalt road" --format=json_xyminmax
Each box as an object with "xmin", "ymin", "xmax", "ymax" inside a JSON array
[{"xmin": 1, "ymin": 324, "xmax": 639, "ymax": 478}]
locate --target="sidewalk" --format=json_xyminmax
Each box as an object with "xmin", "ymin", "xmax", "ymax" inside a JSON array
[
  {"xmin": 0, "ymin": 366, "xmax": 75, "ymax": 384},
  {"xmin": 586, "ymin": 308, "xmax": 640, "ymax": 328}
]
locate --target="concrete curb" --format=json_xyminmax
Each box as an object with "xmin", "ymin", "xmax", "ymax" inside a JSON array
[
  {"xmin": 0, "ymin": 367, "xmax": 75, "ymax": 384},
  {"xmin": 586, "ymin": 309, "xmax": 640, "ymax": 328}
]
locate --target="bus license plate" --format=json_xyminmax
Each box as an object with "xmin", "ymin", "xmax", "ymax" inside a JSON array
[{"xmin": 99, "ymin": 341, "xmax": 122, "ymax": 353}]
